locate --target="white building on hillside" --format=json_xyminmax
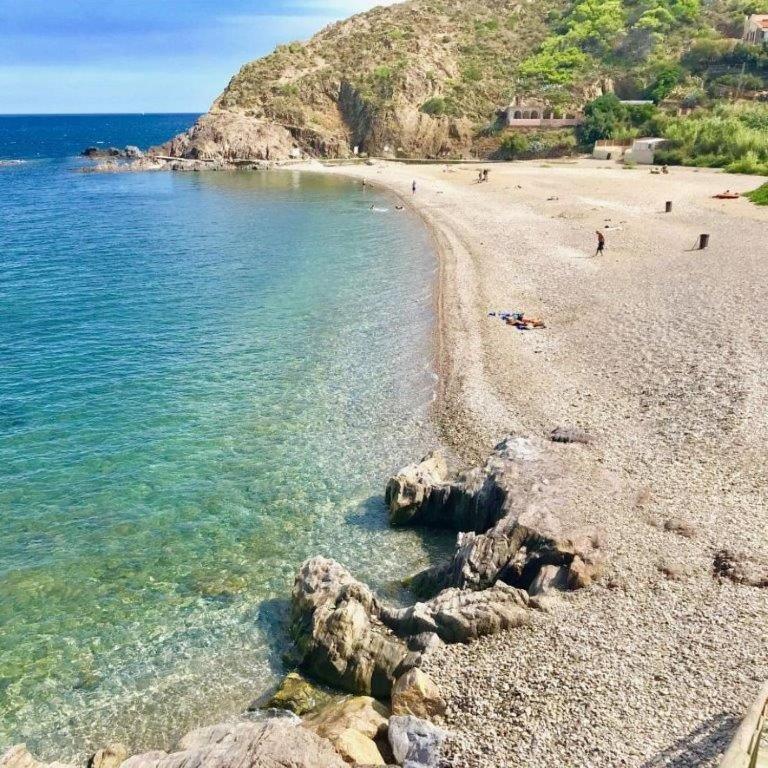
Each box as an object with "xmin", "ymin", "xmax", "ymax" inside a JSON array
[{"xmin": 743, "ymin": 14, "xmax": 768, "ymax": 44}]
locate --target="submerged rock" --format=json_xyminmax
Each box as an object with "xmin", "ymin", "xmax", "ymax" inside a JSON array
[
  {"xmin": 0, "ymin": 746, "xmax": 74, "ymax": 768},
  {"xmin": 267, "ymin": 672, "xmax": 330, "ymax": 715}
]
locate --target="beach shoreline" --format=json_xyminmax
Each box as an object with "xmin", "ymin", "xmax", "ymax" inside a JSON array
[{"xmin": 300, "ymin": 158, "xmax": 768, "ymax": 767}]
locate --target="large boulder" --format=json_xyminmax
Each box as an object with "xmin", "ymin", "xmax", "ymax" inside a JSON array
[
  {"xmin": 391, "ymin": 669, "xmax": 446, "ymax": 719},
  {"xmin": 382, "ymin": 581, "xmax": 531, "ymax": 644},
  {"xmin": 388, "ymin": 716, "xmax": 447, "ymax": 768},
  {"xmin": 397, "ymin": 437, "xmax": 605, "ymax": 595},
  {"xmin": 119, "ymin": 720, "xmax": 346, "ymax": 768},
  {"xmin": 330, "ymin": 729, "xmax": 384, "ymax": 765},
  {"xmin": 303, "ymin": 696, "xmax": 389, "ymax": 741},
  {"xmin": 291, "ymin": 557, "xmax": 419, "ymax": 696}
]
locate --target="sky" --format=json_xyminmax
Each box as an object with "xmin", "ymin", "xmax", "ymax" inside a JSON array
[{"xmin": 0, "ymin": 1, "xmax": 393, "ymax": 114}]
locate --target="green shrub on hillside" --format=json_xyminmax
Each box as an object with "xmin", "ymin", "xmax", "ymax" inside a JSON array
[
  {"xmin": 421, "ymin": 97, "xmax": 460, "ymax": 117},
  {"xmin": 745, "ymin": 181, "xmax": 768, "ymax": 204}
]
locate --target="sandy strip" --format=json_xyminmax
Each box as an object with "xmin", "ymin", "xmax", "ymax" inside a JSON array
[{"xmin": 306, "ymin": 158, "xmax": 768, "ymax": 767}]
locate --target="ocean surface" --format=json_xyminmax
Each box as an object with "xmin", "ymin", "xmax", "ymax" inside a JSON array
[{"xmin": 0, "ymin": 114, "xmax": 449, "ymax": 759}]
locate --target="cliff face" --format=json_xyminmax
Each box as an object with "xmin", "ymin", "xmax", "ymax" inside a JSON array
[{"xmin": 158, "ymin": 0, "xmax": 565, "ymax": 161}]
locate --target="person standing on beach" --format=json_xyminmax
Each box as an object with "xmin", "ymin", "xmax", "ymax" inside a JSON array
[
  {"xmin": 595, "ymin": 230, "xmax": 605, "ymax": 256},
  {"xmin": 412, "ymin": 180, "xmax": 417, "ymax": 195}
]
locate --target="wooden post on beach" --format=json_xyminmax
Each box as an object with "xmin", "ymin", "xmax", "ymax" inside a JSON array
[
  {"xmin": 699, "ymin": 233, "xmax": 710, "ymax": 249},
  {"xmin": 665, "ymin": 201, "xmax": 673, "ymax": 213}
]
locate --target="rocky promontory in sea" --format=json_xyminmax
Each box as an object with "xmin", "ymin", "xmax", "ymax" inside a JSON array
[{"xmin": 3, "ymin": 434, "xmax": 604, "ymax": 768}]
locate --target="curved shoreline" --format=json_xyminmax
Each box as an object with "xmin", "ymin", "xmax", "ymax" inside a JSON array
[{"xmin": 299, "ymin": 158, "xmax": 768, "ymax": 767}]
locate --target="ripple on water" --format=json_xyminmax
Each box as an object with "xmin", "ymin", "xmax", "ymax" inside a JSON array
[{"xmin": 0, "ymin": 151, "xmax": 451, "ymax": 759}]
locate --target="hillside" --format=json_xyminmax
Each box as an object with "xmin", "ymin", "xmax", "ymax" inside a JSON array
[{"xmin": 158, "ymin": 0, "xmax": 768, "ymax": 162}]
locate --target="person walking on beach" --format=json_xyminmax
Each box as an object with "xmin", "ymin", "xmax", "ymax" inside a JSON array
[
  {"xmin": 412, "ymin": 180, "xmax": 417, "ymax": 195},
  {"xmin": 595, "ymin": 230, "xmax": 605, "ymax": 256}
]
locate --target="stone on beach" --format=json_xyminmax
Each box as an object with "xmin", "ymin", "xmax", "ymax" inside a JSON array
[
  {"xmin": 385, "ymin": 450, "xmax": 449, "ymax": 526},
  {"xmin": 388, "ymin": 716, "xmax": 447, "ymax": 768},
  {"xmin": 303, "ymin": 696, "xmax": 389, "ymax": 741},
  {"xmin": 391, "ymin": 669, "xmax": 446, "ymax": 719}
]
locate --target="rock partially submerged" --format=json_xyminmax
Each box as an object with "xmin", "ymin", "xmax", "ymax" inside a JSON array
[
  {"xmin": 266, "ymin": 672, "xmax": 330, "ymax": 715},
  {"xmin": 390, "ymin": 436, "xmax": 605, "ymax": 596},
  {"xmin": 290, "ymin": 557, "xmax": 419, "ymax": 697}
]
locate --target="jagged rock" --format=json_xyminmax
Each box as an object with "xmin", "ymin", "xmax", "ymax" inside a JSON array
[
  {"xmin": 291, "ymin": 557, "xmax": 418, "ymax": 696},
  {"xmin": 397, "ymin": 437, "xmax": 605, "ymax": 595},
  {"xmin": 714, "ymin": 549, "xmax": 768, "ymax": 587},
  {"xmin": 0, "ymin": 746, "xmax": 74, "ymax": 768},
  {"xmin": 385, "ymin": 451, "xmax": 449, "ymax": 525},
  {"xmin": 391, "ymin": 669, "xmax": 446, "ymax": 719},
  {"xmin": 382, "ymin": 582, "xmax": 530, "ymax": 644},
  {"xmin": 267, "ymin": 672, "xmax": 329, "ymax": 715},
  {"xmin": 87, "ymin": 744, "xmax": 127, "ymax": 768},
  {"xmin": 550, "ymin": 425, "xmax": 591, "ymax": 444},
  {"xmin": 120, "ymin": 720, "xmax": 346, "ymax": 768},
  {"xmin": 124, "ymin": 146, "xmax": 144, "ymax": 159},
  {"xmin": 327, "ymin": 729, "xmax": 384, "ymax": 765},
  {"xmin": 388, "ymin": 716, "xmax": 447, "ymax": 768},
  {"xmin": 304, "ymin": 696, "xmax": 389, "ymax": 741},
  {"xmin": 156, "ymin": 112, "xmax": 298, "ymax": 162}
]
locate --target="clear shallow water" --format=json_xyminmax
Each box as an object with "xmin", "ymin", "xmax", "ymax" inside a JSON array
[{"xmin": 0, "ymin": 116, "xmax": 449, "ymax": 759}]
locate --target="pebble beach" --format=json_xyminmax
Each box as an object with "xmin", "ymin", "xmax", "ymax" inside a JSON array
[{"xmin": 316, "ymin": 158, "xmax": 768, "ymax": 767}]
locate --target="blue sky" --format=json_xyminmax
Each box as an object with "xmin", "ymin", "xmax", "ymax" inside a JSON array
[{"xmin": 0, "ymin": 1, "xmax": 391, "ymax": 114}]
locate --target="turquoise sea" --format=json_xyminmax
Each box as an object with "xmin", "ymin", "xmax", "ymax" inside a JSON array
[{"xmin": 0, "ymin": 115, "xmax": 448, "ymax": 759}]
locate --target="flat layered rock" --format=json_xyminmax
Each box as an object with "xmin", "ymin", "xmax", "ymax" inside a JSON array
[{"xmin": 120, "ymin": 720, "xmax": 346, "ymax": 768}]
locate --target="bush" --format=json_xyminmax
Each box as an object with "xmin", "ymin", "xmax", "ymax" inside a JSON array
[
  {"xmin": 577, "ymin": 94, "xmax": 628, "ymax": 145},
  {"xmin": 745, "ymin": 181, "xmax": 768, "ymax": 204},
  {"xmin": 725, "ymin": 151, "xmax": 768, "ymax": 175},
  {"xmin": 500, "ymin": 133, "xmax": 530, "ymax": 159},
  {"xmin": 421, "ymin": 97, "xmax": 460, "ymax": 117}
]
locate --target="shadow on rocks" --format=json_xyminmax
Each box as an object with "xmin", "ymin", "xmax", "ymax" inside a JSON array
[{"xmin": 640, "ymin": 712, "xmax": 740, "ymax": 768}]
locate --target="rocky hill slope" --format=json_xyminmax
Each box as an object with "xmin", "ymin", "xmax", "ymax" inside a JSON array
[{"xmin": 157, "ymin": 0, "xmax": 764, "ymax": 161}]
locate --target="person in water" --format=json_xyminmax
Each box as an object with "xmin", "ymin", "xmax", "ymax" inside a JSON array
[{"xmin": 595, "ymin": 230, "xmax": 606, "ymax": 256}]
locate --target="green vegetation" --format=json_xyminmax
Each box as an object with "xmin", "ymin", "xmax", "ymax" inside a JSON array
[
  {"xmin": 745, "ymin": 181, "xmax": 768, "ymax": 204},
  {"xmin": 213, "ymin": 0, "xmax": 768, "ymax": 162},
  {"xmin": 500, "ymin": 129, "xmax": 578, "ymax": 159}
]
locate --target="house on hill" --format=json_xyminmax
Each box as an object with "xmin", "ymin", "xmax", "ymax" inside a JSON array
[
  {"xmin": 742, "ymin": 14, "xmax": 768, "ymax": 44},
  {"xmin": 504, "ymin": 98, "xmax": 583, "ymax": 128}
]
